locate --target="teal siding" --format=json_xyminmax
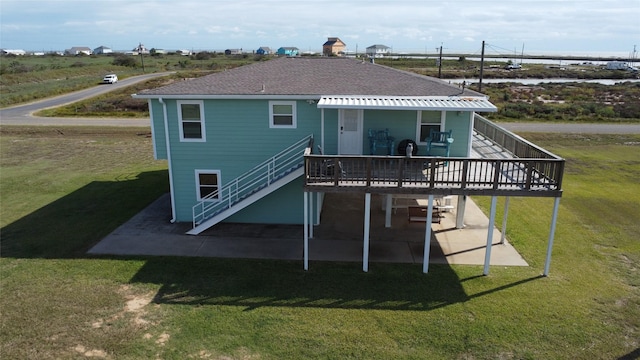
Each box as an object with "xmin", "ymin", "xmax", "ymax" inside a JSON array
[
  {"xmin": 363, "ymin": 110, "xmax": 417, "ymax": 155},
  {"xmin": 444, "ymin": 112, "xmax": 472, "ymax": 157},
  {"xmin": 165, "ymin": 99, "xmax": 322, "ymax": 222},
  {"xmin": 226, "ymin": 178, "xmax": 309, "ymax": 224},
  {"xmin": 150, "ymin": 97, "xmax": 477, "ymax": 223},
  {"xmin": 149, "ymin": 99, "xmax": 167, "ymax": 159}
]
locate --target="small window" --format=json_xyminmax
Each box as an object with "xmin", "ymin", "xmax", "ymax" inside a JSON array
[
  {"xmin": 195, "ymin": 170, "xmax": 220, "ymax": 201},
  {"xmin": 178, "ymin": 101, "xmax": 205, "ymax": 141},
  {"xmin": 417, "ymin": 111, "xmax": 443, "ymax": 143},
  {"xmin": 269, "ymin": 101, "xmax": 297, "ymax": 128}
]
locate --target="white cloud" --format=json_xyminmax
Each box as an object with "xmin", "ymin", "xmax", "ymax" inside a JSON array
[{"xmin": 0, "ymin": 0, "xmax": 637, "ymax": 53}]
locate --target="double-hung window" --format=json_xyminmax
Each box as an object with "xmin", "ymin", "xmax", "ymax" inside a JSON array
[
  {"xmin": 195, "ymin": 170, "xmax": 220, "ymax": 201},
  {"xmin": 178, "ymin": 100, "xmax": 205, "ymax": 141},
  {"xmin": 417, "ymin": 111, "xmax": 444, "ymax": 144},
  {"xmin": 269, "ymin": 101, "xmax": 297, "ymax": 128}
]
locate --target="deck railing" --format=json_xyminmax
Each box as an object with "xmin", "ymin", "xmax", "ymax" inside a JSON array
[
  {"xmin": 192, "ymin": 135, "xmax": 313, "ymax": 227},
  {"xmin": 474, "ymin": 114, "xmax": 563, "ymax": 160},
  {"xmin": 304, "ymin": 155, "xmax": 563, "ymax": 197}
]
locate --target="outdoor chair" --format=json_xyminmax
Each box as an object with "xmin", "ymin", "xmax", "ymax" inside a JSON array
[
  {"xmin": 317, "ymin": 145, "xmax": 345, "ymax": 178},
  {"xmin": 368, "ymin": 128, "xmax": 395, "ymax": 155},
  {"xmin": 426, "ymin": 129, "xmax": 454, "ymax": 157}
]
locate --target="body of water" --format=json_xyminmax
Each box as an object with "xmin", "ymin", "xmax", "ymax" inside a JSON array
[{"xmin": 449, "ymin": 78, "xmax": 640, "ymax": 86}]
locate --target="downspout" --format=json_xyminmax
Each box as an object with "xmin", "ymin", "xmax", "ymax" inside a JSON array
[{"xmin": 159, "ymin": 97, "xmax": 177, "ymax": 223}]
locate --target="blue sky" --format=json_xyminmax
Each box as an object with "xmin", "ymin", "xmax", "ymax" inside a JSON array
[{"xmin": 1, "ymin": 0, "xmax": 639, "ymax": 56}]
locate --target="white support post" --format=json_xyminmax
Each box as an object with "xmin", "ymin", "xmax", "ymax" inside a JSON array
[
  {"xmin": 303, "ymin": 191, "xmax": 309, "ymax": 271},
  {"xmin": 309, "ymin": 191, "xmax": 314, "ymax": 239},
  {"xmin": 363, "ymin": 193, "xmax": 371, "ymax": 272},
  {"xmin": 483, "ymin": 196, "xmax": 498, "ymax": 276},
  {"xmin": 385, "ymin": 194, "xmax": 392, "ymax": 228},
  {"xmin": 500, "ymin": 196, "xmax": 510, "ymax": 244},
  {"xmin": 544, "ymin": 197, "xmax": 562, "ymax": 276},
  {"xmin": 315, "ymin": 192, "xmax": 321, "ymax": 225},
  {"xmin": 423, "ymin": 195, "xmax": 435, "ymax": 273},
  {"xmin": 456, "ymin": 195, "xmax": 466, "ymax": 229}
]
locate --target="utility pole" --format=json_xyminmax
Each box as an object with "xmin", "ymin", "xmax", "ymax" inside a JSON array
[
  {"xmin": 479, "ymin": 41, "xmax": 485, "ymax": 92},
  {"xmin": 438, "ymin": 45, "xmax": 443, "ymax": 78}
]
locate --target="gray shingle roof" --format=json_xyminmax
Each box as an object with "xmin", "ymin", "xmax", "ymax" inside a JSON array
[{"xmin": 138, "ymin": 57, "xmax": 482, "ymax": 97}]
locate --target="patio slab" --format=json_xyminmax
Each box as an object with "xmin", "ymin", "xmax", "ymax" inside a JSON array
[{"xmin": 89, "ymin": 192, "xmax": 528, "ymax": 269}]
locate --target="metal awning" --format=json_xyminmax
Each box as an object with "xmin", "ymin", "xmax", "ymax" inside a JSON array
[{"xmin": 317, "ymin": 95, "xmax": 497, "ymax": 112}]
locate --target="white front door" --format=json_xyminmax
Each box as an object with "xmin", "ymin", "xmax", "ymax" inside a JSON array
[{"xmin": 339, "ymin": 109, "xmax": 363, "ymax": 155}]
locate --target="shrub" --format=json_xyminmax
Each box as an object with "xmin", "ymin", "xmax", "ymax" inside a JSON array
[{"xmin": 112, "ymin": 55, "xmax": 137, "ymax": 67}]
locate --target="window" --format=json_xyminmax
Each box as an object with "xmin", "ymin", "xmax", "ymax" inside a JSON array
[
  {"xmin": 178, "ymin": 101, "xmax": 205, "ymax": 141},
  {"xmin": 417, "ymin": 111, "xmax": 444, "ymax": 143},
  {"xmin": 195, "ymin": 170, "xmax": 220, "ymax": 201},
  {"xmin": 269, "ymin": 101, "xmax": 297, "ymax": 128}
]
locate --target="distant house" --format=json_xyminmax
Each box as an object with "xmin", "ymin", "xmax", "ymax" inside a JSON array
[
  {"xmin": 366, "ymin": 44, "xmax": 391, "ymax": 58},
  {"xmin": 65, "ymin": 47, "xmax": 92, "ymax": 55},
  {"xmin": 1, "ymin": 49, "xmax": 26, "ymax": 56},
  {"xmin": 256, "ymin": 46, "xmax": 272, "ymax": 55},
  {"xmin": 93, "ymin": 46, "xmax": 113, "ymax": 55},
  {"xmin": 323, "ymin": 37, "xmax": 346, "ymax": 56},
  {"xmin": 176, "ymin": 49, "xmax": 192, "ymax": 56},
  {"xmin": 276, "ymin": 47, "xmax": 299, "ymax": 57},
  {"xmin": 133, "ymin": 43, "xmax": 150, "ymax": 54},
  {"xmin": 225, "ymin": 49, "xmax": 243, "ymax": 55}
]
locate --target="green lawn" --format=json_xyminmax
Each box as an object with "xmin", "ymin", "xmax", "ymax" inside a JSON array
[{"xmin": 1, "ymin": 127, "xmax": 638, "ymax": 359}]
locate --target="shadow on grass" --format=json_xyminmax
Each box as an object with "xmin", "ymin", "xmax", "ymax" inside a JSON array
[
  {"xmin": 0, "ymin": 170, "xmax": 168, "ymax": 259},
  {"xmin": 129, "ymin": 257, "xmax": 542, "ymax": 311}
]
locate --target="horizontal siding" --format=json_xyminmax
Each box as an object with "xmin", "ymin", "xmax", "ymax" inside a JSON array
[
  {"xmin": 166, "ymin": 99, "xmax": 322, "ymax": 221},
  {"xmin": 153, "ymin": 97, "xmax": 476, "ymax": 222},
  {"xmin": 226, "ymin": 177, "xmax": 308, "ymax": 224},
  {"xmin": 444, "ymin": 112, "xmax": 472, "ymax": 157},
  {"xmin": 150, "ymin": 100, "xmax": 167, "ymax": 159}
]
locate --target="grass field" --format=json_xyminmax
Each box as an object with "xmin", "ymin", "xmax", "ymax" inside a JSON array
[{"xmin": 1, "ymin": 127, "xmax": 639, "ymax": 359}]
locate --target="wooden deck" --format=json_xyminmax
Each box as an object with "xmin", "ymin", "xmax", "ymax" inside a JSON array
[
  {"xmin": 303, "ymin": 115, "xmax": 564, "ymax": 198},
  {"xmin": 304, "ymin": 155, "xmax": 563, "ymax": 197}
]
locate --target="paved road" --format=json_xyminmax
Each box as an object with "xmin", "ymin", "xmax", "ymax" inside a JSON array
[
  {"xmin": 499, "ymin": 122, "xmax": 640, "ymax": 134},
  {"xmin": 0, "ymin": 72, "xmax": 173, "ymax": 127},
  {"xmin": 1, "ymin": 74, "xmax": 639, "ymax": 133}
]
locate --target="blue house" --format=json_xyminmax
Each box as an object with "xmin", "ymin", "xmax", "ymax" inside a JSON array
[
  {"xmin": 276, "ymin": 47, "xmax": 299, "ymax": 57},
  {"xmin": 134, "ymin": 57, "xmax": 564, "ymax": 274},
  {"xmin": 256, "ymin": 46, "xmax": 272, "ymax": 55}
]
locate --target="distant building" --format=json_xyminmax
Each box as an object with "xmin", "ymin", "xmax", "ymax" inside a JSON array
[
  {"xmin": 224, "ymin": 49, "xmax": 243, "ymax": 55},
  {"xmin": 93, "ymin": 46, "xmax": 113, "ymax": 55},
  {"xmin": 323, "ymin": 37, "xmax": 346, "ymax": 56},
  {"xmin": 256, "ymin": 46, "xmax": 272, "ymax": 55},
  {"xmin": 1, "ymin": 49, "xmax": 26, "ymax": 56},
  {"xmin": 65, "ymin": 47, "xmax": 92, "ymax": 55},
  {"xmin": 276, "ymin": 47, "xmax": 299, "ymax": 57},
  {"xmin": 176, "ymin": 50, "xmax": 192, "ymax": 56},
  {"xmin": 366, "ymin": 44, "xmax": 391, "ymax": 58},
  {"xmin": 133, "ymin": 43, "xmax": 150, "ymax": 54}
]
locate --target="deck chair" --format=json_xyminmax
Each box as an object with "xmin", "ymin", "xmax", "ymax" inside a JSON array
[
  {"xmin": 317, "ymin": 145, "xmax": 345, "ymax": 178},
  {"xmin": 426, "ymin": 129, "xmax": 454, "ymax": 157},
  {"xmin": 368, "ymin": 129, "xmax": 395, "ymax": 155}
]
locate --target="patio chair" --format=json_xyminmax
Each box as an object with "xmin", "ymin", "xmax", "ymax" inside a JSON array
[
  {"xmin": 317, "ymin": 145, "xmax": 345, "ymax": 178},
  {"xmin": 368, "ymin": 128, "xmax": 395, "ymax": 155},
  {"xmin": 426, "ymin": 129, "xmax": 454, "ymax": 157}
]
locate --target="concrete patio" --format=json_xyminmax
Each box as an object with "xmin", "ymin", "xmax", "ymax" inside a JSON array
[{"xmin": 89, "ymin": 192, "xmax": 528, "ymax": 270}]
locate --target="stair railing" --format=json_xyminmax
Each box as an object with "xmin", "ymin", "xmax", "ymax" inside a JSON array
[{"xmin": 192, "ymin": 134, "xmax": 313, "ymax": 228}]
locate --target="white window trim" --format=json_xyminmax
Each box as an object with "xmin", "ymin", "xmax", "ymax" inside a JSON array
[
  {"xmin": 178, "ymin": 100, "xmax": 206, "ymax": 142},
  {"xmin": 416, "ymin": 110, "xmax": 445, "ymax": 145},
  {"xmin": 269, "ymin": 101, "xmax": 297, "ymax": 129},
  {"xmin": 195, "ymin": 169, "xmax": 221, "ymax": 201}
]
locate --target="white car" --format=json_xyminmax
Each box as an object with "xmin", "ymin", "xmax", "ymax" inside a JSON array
[{"xmin": 102, "ymin": 74, "xmax": 118, "ymax": 84}]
